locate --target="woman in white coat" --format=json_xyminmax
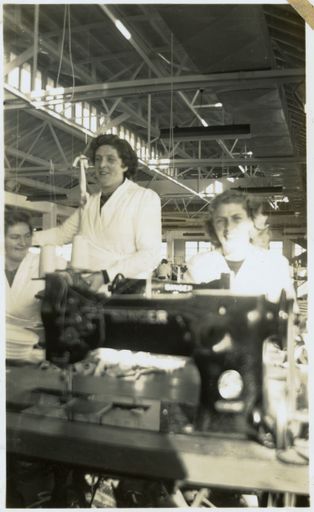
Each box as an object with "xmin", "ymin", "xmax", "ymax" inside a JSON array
[
  {"xmin": 33, "ymin": 134, "xmax": 162, "ymax": 289},
  {"xmin": 5, "ymin": 211, "xmax": 45, "ymax": 361},
  {"xmin": 5, "ymin": 210, "xmax": 66, "ymax": 361},
  {"xmin": 186, "ymin": 189, "xmax": 295, "ymax": 304}
]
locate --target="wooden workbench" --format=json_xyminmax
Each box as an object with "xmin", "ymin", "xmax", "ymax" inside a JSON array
[{"xmin": 6, "ymin": 365, "xmax": 309, "ymax": 495}]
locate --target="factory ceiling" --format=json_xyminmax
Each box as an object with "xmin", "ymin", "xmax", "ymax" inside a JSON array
[{"xmin": 3, "ymin": 3, "xmax": 307, "ymax": 240}]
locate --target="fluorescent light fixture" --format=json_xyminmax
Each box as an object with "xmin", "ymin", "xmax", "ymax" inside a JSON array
[
  {"xmin": 194, "ymin": 102, "xmax": 223, "ymax": 108},
  {"xmin": 227, "ymin": 177, "xmax": 235, "ymax": 183},
  {"xmin": 157, "ymin": 53, "xmax": 171, "ymax": 65},
  {"xmin": 238, "ymin": 165, "xmax": 246, "ymax": 174},
  {"xmin": 115, "ymin": 20, "xmax": 131, "ymax": 40},
  {"xmin": 159, "ymin": 124, "xmax": 251, "ymax": 141}
]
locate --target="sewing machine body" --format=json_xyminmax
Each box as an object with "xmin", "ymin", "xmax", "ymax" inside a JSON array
[{"xmin": 37, "ymin": 272, "xmax": 292, "ymax": 438}]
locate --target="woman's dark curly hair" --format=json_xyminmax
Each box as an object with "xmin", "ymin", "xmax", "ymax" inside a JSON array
[
  {"xmin": 89, "ymin": 134, "xmax": 138, "ymax": 179},
  {"xmin": 5, "ymin": 209, "xmax": 33, "ymax": 235},
  {"xmin": 205, "ymin": 189, "xmax": 266, "ymax": 247}
]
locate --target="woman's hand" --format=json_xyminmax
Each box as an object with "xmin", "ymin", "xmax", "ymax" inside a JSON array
[{"xmin": 81, "ymin": 271, "xmax": 105, "ymax": 291}]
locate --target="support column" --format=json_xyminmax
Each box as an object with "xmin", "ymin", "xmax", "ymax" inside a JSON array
[
  {"xmin": 283, "ymin": 237, "xmax": 294, "ymax": 261},
  {"xmin": 166, "ymin": 231, "xmax": 175, "ymax": 262},
  {"xmin": 174, "ymin": 239, "xmax": 185, "ymax": 265}
]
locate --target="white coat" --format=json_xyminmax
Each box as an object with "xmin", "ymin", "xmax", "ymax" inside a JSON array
[
  {"xmin": 186, "ymin": 245, "xmax": 295, "ymax": 303},
  {"xmin": 33, "ymin": 179, "xmax": 162, "ymax": 280},
  {"xmin": 6, "ymin": 251, "xmax": 66, "ymax": 360},
  {"xmin": 6, "ymin": 252, "xmax": 43, "ymax": 324}
]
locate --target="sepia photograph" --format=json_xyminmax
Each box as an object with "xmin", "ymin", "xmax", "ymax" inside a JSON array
[{"xmin": 2, "ymin": 1, "xmax": 311, "ymax": 508}]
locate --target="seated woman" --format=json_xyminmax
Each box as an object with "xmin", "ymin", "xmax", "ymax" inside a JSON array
[
  {"xmin": 5, "ymin": 210, "xmax": 66, "ymax": 362},
  {"xmin": 186, "ymin": 189, "xmax": 295, "ymax": 303},
  {"xmin": 156, "ymin": 258, "xmax": 172, "ymax": 280}
]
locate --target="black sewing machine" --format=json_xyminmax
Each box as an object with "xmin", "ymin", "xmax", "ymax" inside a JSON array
[{"xmin": 38, "ymin": 272, "xmax": 293, "ymax": 441}]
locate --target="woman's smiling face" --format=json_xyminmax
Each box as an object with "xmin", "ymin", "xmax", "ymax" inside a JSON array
[
  {"xmin": 94, "ymin": 145, "xmax": 128, "ymax": 194},
  {"xmin": 5, "ymin": 222, "xmax": 32, "ymax": 265},
  {"xmin": 213, "ymin": 201, "xmax": 253, "ymax": 256}
]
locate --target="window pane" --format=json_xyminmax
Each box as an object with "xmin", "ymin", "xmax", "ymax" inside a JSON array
[
  {"xmin": 34, "ymin": 70, "xmax": 42, "ymax": 92},
  {"xmin": 55, "ymin": 101, "xmax": 63, "ymax": 114},
  {"xmin": 8, "ymin": 66, "xmax": 19, "ymax": 88},
  {"xmin": 64, "ymin": 102, "xmax": 72, "ymax": 119},
  {"xmin": 294, "ymin": 243, "xmax": 306, "ymax": 258},
  {"xmin": 160, "ymin": 242, "xmax": 168, "ymax": 260},
  {"xmin": 83, "ymin": 103, "xmax": 90, "ymax": 129},
  {"xmin": 46, "ymin": 77, "xmax": 55, "ymax": 90},
  {"xmin": 185, "ymin": 241, "xmax": 198, "ymax": 261},
  {"xmin": 136, "ymin": 138, "xmax": 142, "ymax": 158},
  {"xmin": 75, "ymin": 103, "xmax": 83, "ymax": 124},
  {"xmin": 199, "ymin": 241, "xmax": 211, "ymax": 253},
  {"xmin": 90, "ymin": 107, "xmax": 97, "ymax": 132},
  {"xmin": 20, "ymin": 63, "xmax": 31, "ymax": 93}
]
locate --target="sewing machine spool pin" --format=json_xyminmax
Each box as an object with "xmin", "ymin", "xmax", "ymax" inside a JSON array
[{"xmin": 60, "ymin": 365, "xmax": 74, "ymax": 403}]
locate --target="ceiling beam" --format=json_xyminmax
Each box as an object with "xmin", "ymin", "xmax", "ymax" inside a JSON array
[
  {"xmin": 12, "ymin": 69, "xmax": 305, "ymax": 106},
  {"xmin": 5, "ymin": 176, "xmax": 69, "ymax": 196},
  {"xmin": 4, "ymin": 169, "xmax": 75, "ymax": 177},
  {"xmin": 4, "ymin": 10, "xmax": 94, "ymax": 84},
  {"xmin": 5, "ymin": 146, "xmax": 68, "ymax": 171},
  {"xmin": 44, "ymin": 20, "xmax": 116, "ymax": 38},
  {"xmin": 17, "ymin": 122, "xmax": 48, "ymax": 168},
  {"xmin": 3, "ymin": 10, "xmax": 158, "ymax": 137},
  {"xmin": 77, "ymin": 51, "xmax": 134, "ymax": 66},
  {"xmin": 4, "ymin": 84, "xmax": 95, "ymax": 141},
  {"xmin": 47, "ymin": 123, "xmax": 70, "ymax": 166},
  {"xmin": 139, "ymin": 159, "xmax": 211, "ymax": 204},
  {"xmin": 146, "ymin": 156, "xmax": 305, "ymax": 168},
  {"xmin": 5, "ymin": 191, "xmax": 74, "ymax": 217},
  {"xmin": 4, "ymin": 46, "xmax": 35, "ymax": 76}
]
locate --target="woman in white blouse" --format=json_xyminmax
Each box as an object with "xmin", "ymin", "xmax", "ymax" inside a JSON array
[
  {"xmin": 5, "ymin": 211, "xmax": 49, "ymax": 361},
  {"xmin": 186, "ymin": 189, "xmax": 295, "ymax": 303}
]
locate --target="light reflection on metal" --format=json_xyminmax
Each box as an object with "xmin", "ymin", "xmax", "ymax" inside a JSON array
[{"xmin": 217, "ymin": 370, "xmax": 244, "ymax": 400}]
